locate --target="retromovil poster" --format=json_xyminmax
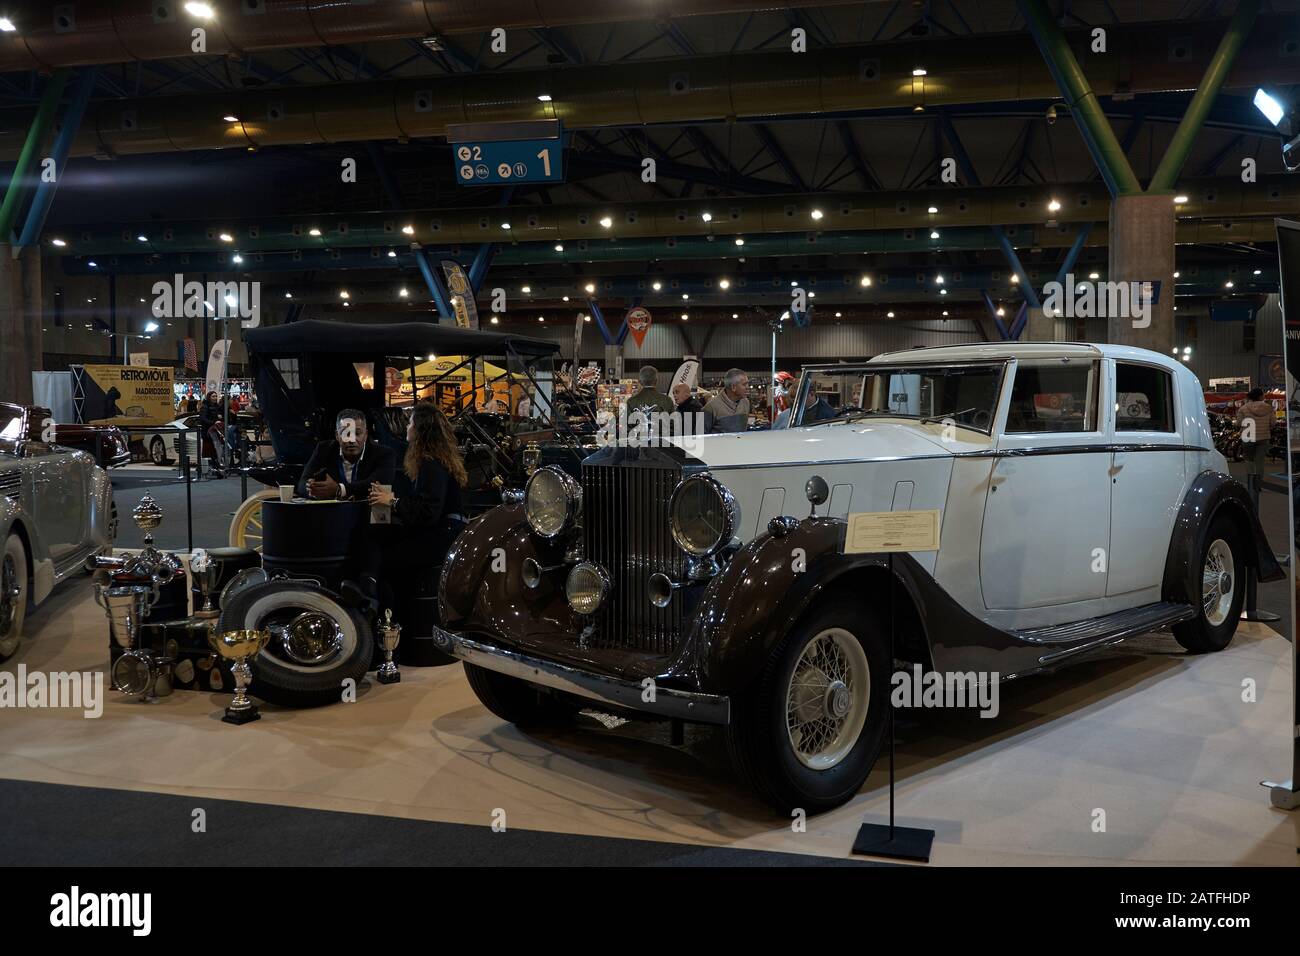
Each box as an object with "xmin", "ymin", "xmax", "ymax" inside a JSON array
[{"xmin": 76, "ymin": 364, "xmax": 175, "ymax": 426}]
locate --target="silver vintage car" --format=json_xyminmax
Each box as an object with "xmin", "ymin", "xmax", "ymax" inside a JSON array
[{"xmin": 0, "ymin": 403, "xmax": 116, "ymax": 659}]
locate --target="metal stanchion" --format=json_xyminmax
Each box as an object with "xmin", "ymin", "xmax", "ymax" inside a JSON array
[
  {"xmin": 180, "ymin": 431, "xmax": 193, "ymax": 553},
  {"xmin": 1243, "ymin": 471, "xmax": 1281, "ymax": 623}
]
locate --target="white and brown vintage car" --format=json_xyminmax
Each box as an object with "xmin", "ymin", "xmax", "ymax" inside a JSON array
[
  {"xmin": 435, "ymin": 343, "xmax": 1281, "ymax": 813},
  {"xmin": 0, "ymin": 403, "xmax": 116, "ymax": 660}
]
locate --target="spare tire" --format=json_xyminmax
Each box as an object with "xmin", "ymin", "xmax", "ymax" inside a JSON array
[{"xmin": 217, "ymin": 580, "xmax": 373, "ymax": 708}]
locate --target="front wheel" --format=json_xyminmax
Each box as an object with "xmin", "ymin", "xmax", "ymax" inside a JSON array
[
  {"xmin": 0, "ymin": 534, "xmax": 29, "ymax": 661},
  {"xmin": 1173, "ymin": 515, "xmax": 1246, "ymax": 654},
  {"xmin": 463, "ymin": 662, "xmax": 578, "ymax": 728},
  {"xmin": 229, "ymin": 489, "xmax": 278, "ymax": 552},
  {"xmin": 149, "ymin": 436, "xmax": 167, "ymax": 465},
  {"xmin": 726, "ymin": 598, "xmax": 889, "ymax": 814}
]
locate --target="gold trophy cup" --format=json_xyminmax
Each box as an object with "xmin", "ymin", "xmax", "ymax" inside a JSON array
[{"xmin": 208, "ymin": 628, "xmax": 271, "ymax": 724}]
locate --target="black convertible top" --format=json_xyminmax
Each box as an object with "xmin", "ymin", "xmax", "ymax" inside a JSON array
[{"xmin": 245, "ymin": 319, "xmax": 560, "ymax": 358}]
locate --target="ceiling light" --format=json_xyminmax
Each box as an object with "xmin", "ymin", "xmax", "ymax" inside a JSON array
[
  {"xmin": 652, "ymin": 281, "xmax": 662, "ymax": 291},
  {"xmin": 718, "ymin": 277, "xmax": 730, "ymax": 290},
  {"xmin": 681, "ymin": 293, "xmax": 689, "ymax": 300},
  {"xmin": 940, "ymin": 288, "xmax": 948, "ymax": 295},
  {"xmin": 537, "ymin": 316, "xmax": 545, "ymax": 322},
  {"xmin": 1173, "ymin": 270, "xmax": 1180, "ymax": 278},
  {"xmin": 88, "ymin": 260, "xmax": 97, "ymax": 267},
  {"xmin": 835, "ymin": 311, "xmax": 842, "ymax": 317},
  {"xmin": 343, "ymin": 301, "xmax": 351, "ymax": 308},
  {"xmin": 562, "ymin": 295, "xmax": 570, "ymax": 301},
  {"xmin": 1254, "ymin": 88, "xmax": 1286, "ymax": 127},
  {"xmin": 232, "ymin": 254, "xmax": 243, "ymax": 264},
  {"xmin": 50, "ymin": 238, "xmax": 66, "ymax": 247},
  {"xmin": 339, "ymin": 290, "xmax": 350, "ymax": 299},
  {"xmin": 583, "ymin": 315, "xmax": 591, "ymax": 322},
  {"xmin": 284, "ymin": 292, "xmax": 293, "ymax": 299},
  {"xmin": 913, "ymin": 68, "xmax": 927, "ymax": 77},
  {"xmin": 401, "ymin": 224, "xmax": 414, "ymax": 235},
  {"xmin": 680, "ymin": 313, "xmax": 689, "ymax": 320},
  {"xmin": 490, "ymin": 316, "xmax": 499, "ymax": 324},
  {"xmin": 223, "ymin": 115, "xmax": 239, "ymax": 124},
  {"xmin": 584, "ymin": 282, "xmax": 595, "ymax": 293},
  {"xmin": 387, "ymin": 250, "xmax": 397, "ymax": 258},
  {"xmin": 731, "ymin": 313, "xmax": 738, "ymax": 319},
  {"xmin": 1174, "ymin": 195, "xmax": 1189, "ymax": 204},
  {"xmin": 537, "ymin": 93, "xmax": 552, "ymax": 102},
  {"xmin": 599, "ymin": 216, "xmax": 613, "ymax": 228},
  {"xmin": 860, "ymin": 276, "xmax": 872, "ymax": 287},
  {"xmin": 399, "ymin": 288, "xmax": 409, "ymax": 297},
  {"xmin": 1225, "ymin": 280, "xmax": 1234, "ymax": 288},
  {"xmin": 996, "ymin": 307, "xmax": 1005, "ymax": 317},
  {"xmin": 184, "ymin": 1, "xmax": 215, "ymax": 18},
  {"xmin": 0, "ymin": 18, "xmax": 15, "ymax": 32},
  {"xmin": 809, "ymin": 291, "xmax": 815, "ymax": 298},
  {"xmin": 218, "ymin": 232, "xmax": 233, "ymax": 242},
  {"xmin": 735, "ymin": 237, "xmax": 744, "ymax": 246},
  {"xmin": 554, "ymin": 243, "xmax": 564, "ymax": 252},
  {"xmin": 308, "ymin": 228, "xmax": 321, "ymax": 237},
  {"xmin": 1047, "ymin": 198, "xmax": 1061, "ymax": 212},
  {"xmin": 927, "ymin": 206, "xmax": 938, "ymax": 214},
  {"xmin": 701, "ymin": 212, "xmax": 713, "ymax": 222},
  {"xmin": 521, "ymin": 285, "xmax": 531, "ymax": 293},
  {"xmin": 887, "ymin": 311, "xmax": 895, "ymax": 318},
  {"xmin": 1254, "ymin": 268, "xmax": 1262, "ymax": 275},
  {"xmin": 942, "ymin": 310, "xmax": 949, "ymax": 316},
  {"xmin": 136, "ymin": 234, "xmax": 148, "ymax": 242},
  {"xmin": 1088, "ymin": 271, "xmax": 1099, "ymax": 279},
  {"xmin": 1010, "ymin": 274, "xmax": 1019, "ymax": 284},
  {"xmin": 810, "ymin": 209, "xmax": 824, "ymax": 220},
  {"xmin": 930, "ymin": 230, "xmax": 940, "ymax": 239},
  {"xmin": 501, "ymin": 222, "xmax": 511, "ymax": 230},
  {"xmin": 935, "ymin": 275, "xmax": 944, "ymax": 284}
]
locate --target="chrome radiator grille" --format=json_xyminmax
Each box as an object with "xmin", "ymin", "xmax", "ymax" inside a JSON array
[{"xmin": 582, "ymin": 459, "xmax": 684, "ymax": 654}]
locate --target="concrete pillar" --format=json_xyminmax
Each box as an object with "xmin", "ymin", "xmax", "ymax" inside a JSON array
[
  {"xmin": 1023, "ymin": 306, "xmax": 1055, "ymax": 342},
  {"xmin": 1108, "ymin": 194, "xmax": 1176, "ymax": 354},
  {"xmin": 0, "ymin": 244, "xmax": 42, "ymax": 404}
]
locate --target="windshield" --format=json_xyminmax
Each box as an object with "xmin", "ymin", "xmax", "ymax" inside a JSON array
[{"xmin": 791, "ymin": 363, "xmax": 1005, "ymax": 433}]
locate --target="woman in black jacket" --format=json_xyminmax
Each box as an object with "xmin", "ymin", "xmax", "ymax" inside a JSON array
[{"xmin": 368, "ymin": 401, "xmax": 467, "ymax": 568}]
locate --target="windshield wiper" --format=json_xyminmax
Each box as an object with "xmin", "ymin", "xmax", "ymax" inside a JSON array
[
  {"xmin": 918, "ymin": 408, "xmax": 984, "ymax": 431},
  {"xmin": 804, "ymin": 409, "xmax": 896, "ymax": 427}
]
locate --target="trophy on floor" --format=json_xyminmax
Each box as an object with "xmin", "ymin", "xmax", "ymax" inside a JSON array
[
  {"xmin": 95, "ymin": 583, "xmax": 171, "ymax": 700},
  {"xmin": 208, "ymin": 628, "xmax": 271, "ymax": 724},
  {"xmin": 190, "ymin": 550, "xmax": 220, "ymax": 619},
  {"xmin": 376, "ymin": 609, "xmax": 401, "ymax": 685}
]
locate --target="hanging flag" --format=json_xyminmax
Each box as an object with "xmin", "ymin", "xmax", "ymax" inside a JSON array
[
  {"xmin": 625, "ymin": 306, "xmax": 652, "ymax": 348},
  {"xmin": 440, "ymin": 260, "xmax": 479, "ymax": 329},
  {"xmin": 205, "ymin": 339, "xmax": 232, "ymax": 395}
]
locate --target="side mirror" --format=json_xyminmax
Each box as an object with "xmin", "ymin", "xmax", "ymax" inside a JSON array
[{"xmin": 805, "ymin": 475, "xmax": 829, "ymax": 516}]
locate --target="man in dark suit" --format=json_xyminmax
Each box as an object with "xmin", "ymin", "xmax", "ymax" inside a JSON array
[{"xmin": 296, "ymin": 408, "xmax": 397, "ymax": 500}]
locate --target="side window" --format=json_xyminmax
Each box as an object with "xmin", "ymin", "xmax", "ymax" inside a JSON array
[
  {"xmin": 1004, "ymin": 361, "xmax": 1098, "ymax": 433},
  {"xmin": 1115, "ymin": 363, "xmax": 1175, "ymax": 432}
]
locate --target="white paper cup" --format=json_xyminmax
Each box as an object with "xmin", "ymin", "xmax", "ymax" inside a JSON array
[{"xmin": 279, "ymin": 485, "xmax": 294, "ymax": 502}]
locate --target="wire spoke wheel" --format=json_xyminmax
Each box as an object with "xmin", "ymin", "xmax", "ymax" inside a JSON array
[
  {"xmin": 229, "ymin": 489, "xmax": 278, "ymax": 552},
  {"xmin": 0, "ymin": 553, "xmax": 18, "ymax": 639},
  {"xmin": 784, "ymin": 627, "xmax": 870, "ymax": 771},
  {"xmin": 1201, "ymin": 537, "xmax": 1235, "ymax": 627}
]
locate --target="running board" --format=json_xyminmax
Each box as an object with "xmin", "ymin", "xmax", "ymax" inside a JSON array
[{"xmin": 1012, "ymin": 601, "xmax": 1196, "ymax": 666}]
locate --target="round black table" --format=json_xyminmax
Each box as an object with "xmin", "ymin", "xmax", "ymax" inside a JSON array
[{"xmin": 260, "ymin": 499, "xmax": 372, "ymax": 587}]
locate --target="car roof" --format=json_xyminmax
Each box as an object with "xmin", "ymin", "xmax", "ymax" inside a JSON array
[{"xmin": 868, "ymin": 341, "xmax": 1185, "ymax": 371}]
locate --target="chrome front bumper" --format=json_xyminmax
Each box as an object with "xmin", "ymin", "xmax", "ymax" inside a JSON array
[{"xmin": 432, "ymin": 628, "xmax": 731, "ymax": 725}]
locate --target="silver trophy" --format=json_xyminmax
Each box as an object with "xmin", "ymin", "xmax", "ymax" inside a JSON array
[
  {"xmin": 208, "ymin": 628, "xmax": 272, "ymax": 724},
  {"xmin": 94, "ymin": 583, "xmax": 171, "ymax": 700},
  {"xmin": 377, "ymin": 609, "xmax": 401, "ymax": 685},
  {"xmin": 190, "ymin": 550, "xmax": 220, "ymax": 619}
]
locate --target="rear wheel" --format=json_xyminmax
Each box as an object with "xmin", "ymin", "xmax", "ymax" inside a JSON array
[
  {"xmin": 0, "ymin": 534, "xmax": 29, "ymax": 661},
  {"xmin": 1173, "ymin": 515, "xmax": 1246, "ymax": 654},
  {"xmin": 463, "ymin": 662, "xmax": 578, "ymax": 728},
  {"xmin": 726, "ymin": 598, "xmax": 889, "ymax": 814}
]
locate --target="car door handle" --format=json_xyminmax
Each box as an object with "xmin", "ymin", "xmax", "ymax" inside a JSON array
[{"xmin": 1109, "ymin": 463, "xmax": 1124, "ymax": 477}]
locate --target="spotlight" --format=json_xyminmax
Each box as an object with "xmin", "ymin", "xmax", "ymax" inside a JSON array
[
  {"xmin": 284, "ymin": 292, "xmax": 293, "ymax": 299},
  {"xmin": 490, "ymin": 316, "xmax": 499, "ymax": 324},
  {"xmin": 501, "ymin": 222, "xmax": 511, "ymax": 230},
  {"xmin": 136, "ymin": 234, "xmax": 148, "ymax": 242},
  {"xmin": 308, "ymin": 228, "xmax": 321, "ymax": 236},
  {"xmin": 887, "ymin": 311, "xmax": 895, "ymax": 318},
  {"xmin": 387, "ymin": 250, "xmax": 397, "ymax": 258},
  {"xmin": 1047, "ymin": 198, "xmax": 1061, "ymax": 212},
  {"xmin": 401, "ymin": 224, "xmax": 414, "ymax": 235},
  {"xmin": 927, "ymin": 206, "xmax": 938, "ymax": 214},
  {"xmin": 554, "ymin": 243, "xmax": 564, "ymax": 252},
  {"xmin": 0, "ymin": 18, "xmax": 15, "ymax": 32},
  {"xmin": 680, "ymin": 313, "xmax": 689, "ymax": 320},
  {"xmin": 339, "ymin": 290, "xmax": 350, "ymax": 299},
  {"xmin": 521, "ymin": 285, "xmax": 531, "ymax": 293},
  {"xmin": 537, "ymin": 94, "xmax": 552, "ymax": 102},
  {"xmin": 701, "ymin": 212, "xmax": 713, "ymax": 222},
  {"xmin": 935, "ymin": 275, "xmax": 944, "ymax": 284},
  {"xmin": 810, "ymin": 209, "xmax": 824, "ymax": 220},
  {"xmin": 719, "ymin": 278, "xmax": 730, "ymax": 290},
  {"xmin": 859, "ymin": 275, "xmax": 872, "ymax": 287},
  {"xmin": 400, "ymin": 288, "xmax": 409, "ymax": 298},
  {"xmin": 599, "ymin": 216, "xmax": 613, "ymax": 228},
  {"xmin": 223, "ymin": 115, "xmax": 239, "ymax": 124},
  {"xmin": 930, "ymin": 230, "xmax": 940, "ymax": 239},
  {"xmin": 912, "ymin": 68, "xmax": 927, "ymax": 77},
  {"xmin": 652, "ymin": 281, "xmax": 662, "ymax": 291},
  {"xmin": 1088, "ymin": 271, "xmax": 1100, "ymax": 279},
  {"xmin": 681, "ymin": 293, "xmax": 689, "ymax": 300},
  {"xmin": 1254, "ymin": 88, "xmax": 1286, "ymax": 127},
  {"xmin": 232, "ymin": 254, "xmax": 243, "ymax": 264},
  {"xmin": 50, "ymin": 238, "xmax": 66, "ymax": 247},
  {"xmin": 184, "ymin": 1, "xmax": 215, "ymax": 18},
  {"xmin": 1174, "ymin": 195, "xmax": 1189, "ymax": 204},
  {"xmin": 584, "ymin": 282, "xmax": 595, "ymax": 294},
  {"xmin": 735, "ymin": 237, "xmax": 745, "ymax": 246},
  {"xmin": 144, "ymin": 321, "xmax": 159, "ymax": 333},
  {"xmin": 218, "ymin": 232, "xmax": 233, "ymax": 242}
]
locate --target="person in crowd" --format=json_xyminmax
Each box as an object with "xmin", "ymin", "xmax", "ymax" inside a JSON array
[
  {"xmin": 516, "ymin": 387, "xmax": 534, "ymax": 419},
  {"xmin": 185, "ymin": 394, "xmax": 198, "ymax": 415},
  {"xmin": 773, "ymin": 371, "xmax": 796, "ymax": 414},
  {"xmin": 671, "ymin": 382, "xmax": 703, "ymax": 436},
  {"xmin": 1236, "ymin": 387, "xmax": 1274, "ymax": 485},
  {"xmin": 198, "ymin": 390, "xmax": 229, "ymax": 472},
  {"xmin": 774, "ymin": 383, "xmax": 834, "ymax": 428},
  {"xmin": 368, "ymin": 401, "xmax": 468, "ymax": 567},
  {"xmin": 703, "ymin": 368, "xmax": 751, "ymax": 433},
  {"xmin": 626, "ymin": 365, "xmax": 674, "ymax": 418},
  {"xmin": 297, "ymin": 408, "xmax": 397, "ymax": 500}
]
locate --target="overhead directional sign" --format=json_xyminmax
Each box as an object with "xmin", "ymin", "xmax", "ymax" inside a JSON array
[{"xmin": 447, "ymin": 120, "xmax": 565, "ymax": 186}]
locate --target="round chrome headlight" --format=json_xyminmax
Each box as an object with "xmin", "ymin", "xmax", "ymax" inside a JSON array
[
  {"xmin": 669, "ymin": 473, "xmax": 740, "ymax": 556},
  {"xmin": 524, "ymin": 466, "xmax": 581, "ymax": 538},
  {"xmin": 565, "ymin": 562, "xmax": 610, "ymax": 615}
]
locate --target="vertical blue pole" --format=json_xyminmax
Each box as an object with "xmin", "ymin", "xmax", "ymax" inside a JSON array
[{"xmin": 17, "ymin": 68, "xmax": 98, "ymax": 248}]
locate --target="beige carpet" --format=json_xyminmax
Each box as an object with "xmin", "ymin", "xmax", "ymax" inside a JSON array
[{"xmin": 2, "ymin": 582, "xmax": 1296, "ymax": 865}]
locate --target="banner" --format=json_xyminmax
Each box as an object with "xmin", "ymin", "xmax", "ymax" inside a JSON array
[
  {"xmin": 128, "ymin": 352, "xmax": 150, "ymax": 367},
  {"xmin": 205, "ymin": 339, "xmax": 231, "ymax": 394},
  {"xmin": 73, "ymin": 364, "xmax": 175, "ymax": 426},
  {"xmin": 573, "ymin": 312, "xmax": 585, "ymax": 366},
  {"xmin": 671, "ymin": 358, "xmax": 700, "ymax": 391},
  {"xmin": 626, "ymin": 306, "xmax": 652, "ymax": 348},
  {"xmin": 441, "ymin": 260, "xmax": 479, "ymax": 330}
]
